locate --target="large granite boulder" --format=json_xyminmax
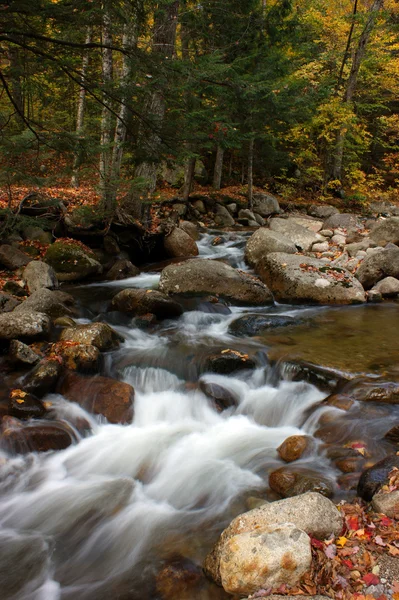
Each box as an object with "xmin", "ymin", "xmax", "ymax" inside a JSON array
[
  {"xmin": 164, "ymin": 227, "xmax": 199, "ymax": 258},
  {"xmin": 257, "ymin": 253, "xmax": 366, "ymax": 304},
  {"xmin": 269, "ymin": 218, "xmax": 319, "ymax": 251},
  {"xmin": 60, "ymin": 322, "xmax": 123, "ymax": 351},
  {"xmin": 105, "ymin": 259, "xmax": 140, "ymax": 281},
  {"xmin": 308, "ymin": 205, "xmax": 339, "ymax": 219},
  {"xmin": 109, "ymin": 288, "xmax": 183, "ymax": 319},
  {"xmin": 323, "ymin": 213, "xmax": 362, "ymax": 231},
  {"xmin": 44, "ymin": 239, "xmax": 102, "ymax": 281},
  {"xmin": 22, "ymin": 260, "xmax": 58, "ymax": 294},
  {"xmin": 245, "ymin": 228, "xmax": 296, "ymax": 270},
  {"xmin": 0, "ymin": 245, "xmax": 32, "ymax": 270},
  {"xmin": 214, "ymin": 204, "xmax": 235, "ymax": 227},
  {"xmin": 370, "ymin": 217, "xmax": 399, "ymax": 246},
  {"xmin": 252, "ymin": 192, "xmax": 281, "ymax": 217},
  {"xmin": 0, "ymin": 311, "xmax": 50, "ymax": 341},
  {"xmin": 159, "ymin": 259, "xmax": 273, "ymax": 305},
  {"xmin": 356, "ymin": 245, "xmax": 399, "ymax": 289},
  {"xmin": 13, "ymin": 288, "xmax": 73, "ymax": 318}
]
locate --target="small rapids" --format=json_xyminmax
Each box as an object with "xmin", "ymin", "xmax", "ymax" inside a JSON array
[{"xmin": 1, "ymin": 230, "xmax": 399, "ymax": 599}]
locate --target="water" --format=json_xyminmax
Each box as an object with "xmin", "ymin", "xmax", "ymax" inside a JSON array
[{"xmin": 1, "ymin": 230, "xmax": 399, "ymax": 599}]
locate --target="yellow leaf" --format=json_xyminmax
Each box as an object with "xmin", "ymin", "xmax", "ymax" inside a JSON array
[
  {"xmin": 10, "ymin": 389, "xmax": 27, "ymax": 399},
  {"xmin": 336, "ymin": 536, "xmax": 348, "ymax": 547},
  {"xmin": 16, "ymin": 399, "xmax": 25, "ymax": 404}
]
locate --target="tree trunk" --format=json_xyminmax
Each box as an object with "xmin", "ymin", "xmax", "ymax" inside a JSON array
[
  {"xmin": 71, "ymin": 26, "xmax": 92, "ymax": 188},
  {"xmin": 182, "ymin": 156, "xmax": 196, "ymax": 201},
  {"xmin": 99, "ymin": 5, "xmax": 114, "ymax": 215},
  {"xmin": 7, "ymin": 46, "xmax": 24, "ymax": 126},
  {"xmin": 248, "ymin": 138, "xmax": 254, "ymax": 210},
  {"xmin": 327, "ymin": 0, "xmax": 384, "ymax": 186},
  {"xmin": 212, "ymin": 145, "xmax": 224, "ymax": 190}
]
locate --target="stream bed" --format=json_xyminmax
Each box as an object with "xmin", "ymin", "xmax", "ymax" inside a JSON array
[{"xmin": 1, "ymin": 230, "xmax": 399, "ymax": 600}]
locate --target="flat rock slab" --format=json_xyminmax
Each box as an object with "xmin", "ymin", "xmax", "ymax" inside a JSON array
[{"xmin": 269, "ymin": 218, "xmax": 319, "ymax": 251}]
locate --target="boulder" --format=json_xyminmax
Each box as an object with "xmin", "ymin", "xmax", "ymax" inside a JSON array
[
  {"xmin": 252, "ymin": 192, "xmax": 280, "ymax": 217},
  {"xmin": 372, "ymin": 276, "xmax": 399, "ymax": 297},
  {"xmin": 164, "ymin": 227, "xmax": 199, "ymax": 258},
  {"xmin": 58, "ymin": 343, "xmax": 100, "ymax": 372},
  {"xmin": 245, "ymin": 228, "xmax": 296, "ymax": 270},
  {"xmin": 323, "ymin": 213, "xmax": 362, "ymax": 231},
  {"xmin": 257, "ymin": 253, "xmax": 366, "ymax": 305},
  {"xmin": 44, "ymin": 239, "xmax": 102, "ymax": 281},
  {"xmin": 191, "ymin": 199, "xmax": 206, "ymax": 214},
  {"xmin": 331, "ymin": 234, "xmax": 346, "ymax": 246},
  {"xmin": 59, "ymin": 371, "xmax": 134, "ymax": 424},
  {"xmin": 1, "ymin": 419, "xmax": 75, "ymax": 454},
  {"xmin": 9, "ymin": 340, "xmax": 41, "ymax": 365},
  {"xmin": 13, "ymin": 288, "xmax": 73, "ymax": 319},
  {"xmin": 269, "ymin": 466, "xmax": 334, "ymax": 498},
  {"xmin": 22, "ymin": 225, "xmax": 52, "ymax": 244},
  {"xmin": 370, "ymin": 217, "xmax": 399, "ymax": 246},
  {"xmin": 110, "ymin": 288, "xmax": 183, "ymax": 319},
  {"xmin": 277, "ymin": 435, "xmax": 314, "ymax": 462},
  {"xmin": 0, "ymin": 244, "xmax": 31, "ymax": 270},
  {"xmin": 287, "ymin": 216, "xmax": 323, "ymax": 233},
  {"xmin": 254, "ymin": 212, "xmax": 266, "ymax": 226},
  {"xmin": 312, "ymin": 241, "xmax": 329, "ymax": 253},
  {"xmin": 309, "ymin": 205, "xmax": 339, "ymax": 219},
  {"xmin": 105, "ymin": 259, "xmax": 140, "ymax": 281},
  {"xmin": 103, "ymin": 235, "xmax": 121, "ymax": 255},
  {"xmin": 159, "ymin": 259, "xmax": 273, "ymax": 305},
  {"xmin": 0, "ymin": 291, "xmax": 21, "ymax": 313},
  {"xmin": 238, "ymin": 208, "xmax": 256, "ymax": 222},
  {"xmin": 8, "ymin": 390, "xmax": 46, "ymax": 420},
  {"xmin": 203, "ymin": 492, "xmax": 342, "ymax": 586},
  {"xmin": 22, "ymin": 260, "xmax": 58, "ymax": 294},
  {"xmin": 372, "ymin": 490, "xmax": 399, "ymax": 517},
  {"xmin": 60, "ymin": 322, "xmax": 123, "ymax": 351},
  {"xmin": 0, "ymin": 311, "xmax": 50, "ymax": 341},
  {"xmin": 179, "ymin": 220, "xmax": 200, "ymax": 241},
  {"xmin": 214, "ymin": 204, "xmax": 235, "ymax": 227},
  {"xmin": 269, "ymin": 218, "xmax": 319, "ymax": 251},
  {"xmin": 341, "ymin": 379, "xmax": 399, "ymax": 404},
  {"xmin": 346, "ymin": 239, "xmax": 374, "ymax": 257},
  {"xmin": 217, "ymin": 525, "xmax": 311, "ymax": 596},
  {"xmin": 356, "ymin": 245, "xmax": 399, "ymax": 289},
  {"xmin": 204, "ymin": 350, "xmax": 256, "ymax": 374},
  {"xmin": 23, "ymin": 358, "xmax": 62, "ymax": 397},
  {"xmin": 357, "ymin": 455, "xmax": 399, "ymax": 500},
  {"xmin": 228, "ymin": 314, "xmax": 297, "ymax": 337},
  {"xmin": 199, "ymin": 380, "xmax": 239, "ymax": 411}
]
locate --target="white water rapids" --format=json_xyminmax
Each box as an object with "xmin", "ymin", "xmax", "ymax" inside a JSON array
[{"xmin": 0, "ymin": 230, "xmax": 335, "ymax": 600}]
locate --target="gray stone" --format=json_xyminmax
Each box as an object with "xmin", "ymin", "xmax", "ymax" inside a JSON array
[
  {"xmin": 252, "ymin": 192, "xmax": 280, "ymax": 217},
  {"xmin": 0, "ymin": 245, "xmax": 31, "ymax": 270},
  {"xmin": 214, "ymin": 204, "xmax": 235, "ymax": 227},
  {"xmin": 331, "ymin": 234, "xmax": 346, "ymax": 246},
  {"xmin": 345, "ymin": 258, "xmax": 361, "ymax": 272},
  {"xmin": 164, "ymin": 227, "xmax": 199, "ymax": 258},
  {"xmin": 0, "ymin": 311, "xmax": 50, "ymax": 341},
  {"xmin": 370, "ymin": 217, "xmax": 399, "ymax": 246},
  {"xmin": 372, "ymin": 490, "xmax": 399, "ymax": 517},
  {"xmin": 309, "ymin": 205, "xmax": 339, "ymax": 219},
  {"xmin": 238, "ymin": 208, "xmax": 256, "ymax": 221},
  {"xmin": 254, "ymin": 212, "xmax": 266, "ymax": 226},
  {"xmin": 60, "ymin": 322, "xmax": 123, "ymax": 351},
  {"xmin": 269, "ymin": 218, "xmax": 319, "ymax": 251},
  {"xmin": 217, "ymin": 525, "xmax": 311, "ymax": 596},
  {"xmin": 179, "ymin": 220, "xmax": 200, "ymax": 241},
  {"xmin": 192, "ymin": 199, "xmax": 206, "ymax": 214},
  {"xmin": 346, "ymin": 239, "xmax": 374, "ymax": 257},
  {"xmin": 367, "ymin": 289, "xmax": 383, "ymax": 303},
  {"xmin": 22, "ymin": 226, "xmax": 52, "ymax": 244},
  {"xmin": 258, "ymin": 253, "xmax": 366, "ymax": 305},
  {"xmin": 110, "ymin": 288, "xmax": 183, "ymax": 319},
  {"xmin": 248, "ymin": 219, "xmax": 258, "ymax": 227},
  {"xmin": 23, "ymin": 358, "xmax": 62, "ymax": 397},
  {"xmin": 312, "ymin": 241, "xmax": 329, "ymax": 253},
  {"xmin": 106, "ymin": 259, "xmax": 140, "ymax": 281},
  {"xmin": 320, "ymin": 229, "xmax": 333, "ymax": 237},
  {"xmin": 173, "ymin": 203, "xmax": 187, "ymax": 217},
  {"xmin": 13, "ymin": 288, "xmax": 73, "ymax": 318},
  {"xmin": 373, "ymin": 276, "xmax": 399, "ymax": 297},
  {"xmin": 9, "ymin": 340, "xmax": 41, "ymax": 365},
  {"xmin": 225, "ymin": 203, "xmax": 237, "ymax": 215},
  {"xmin": 245, "ymin": 229, "xmax": 297, "ymax": 270},
  {"xmin": 159, "ymin": 258, "xmax": 273, "ymax": 305},
  {"xmin": 323, "ymin": 213, "xmax": 362, "ymax": 231},
  {"xmin": 0, "ymin": 292, "xmax": 21, "ymax": 313},
  {"xmin": 356, "ymin": 245, "xmax": 399, "ymax": 289},
  {"xmin": 23, "ymin": 260, "xmax": 58, "ymax": 294},
  {"xmin": 287, "ymin": 216, "xmax": 323, "ymax": 233}
]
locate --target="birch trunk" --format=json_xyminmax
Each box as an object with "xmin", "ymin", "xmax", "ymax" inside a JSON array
[
  {"xmin": 99, "ymin": 6, "xmax": 114, "ymax": 214},
  {"xmin": 212, "ymin": 145, "xmax": 224, "ymax": 190},
  {"xmin": 71, "ymin": 26, "xmax": 92, "ymax": 188}
]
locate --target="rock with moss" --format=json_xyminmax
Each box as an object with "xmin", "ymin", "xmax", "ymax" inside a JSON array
[{"xmin": 44, "ymin": 239, "xmax": 102, "ymax": 281}]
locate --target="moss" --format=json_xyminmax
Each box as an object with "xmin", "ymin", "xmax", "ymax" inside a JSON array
[{"xmin": 44, "ymin": 240, "xmax": 97, "ymax": 274}]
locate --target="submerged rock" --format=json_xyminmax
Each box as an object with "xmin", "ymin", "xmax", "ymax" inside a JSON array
[
  {"xmin": 8, "ymin": 390, "xmax": 47, "ymax": 420},
  {"xmin": 228, "ymin": 314, "xmax": 297, "ymax": 337},
  {"xmin": 110, "ymin": 288, "xmax": 183, "ymax": 319},
  {"xmin": 1, "ymin": 418, "xmax": 75, "ymax": 453},
  {"xmin": 277, "ymin": 435, "xmax": 314, "ymax": 462},
  {"xmin": 199, "ymin": 380, "xmax": 239, "ymax": 411},
  {"xmin": 204, "ymin": 350, "xmax": 256, "ymax": 374}
]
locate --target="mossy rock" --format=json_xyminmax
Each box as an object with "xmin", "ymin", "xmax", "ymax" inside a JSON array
[{"xmin": 44, "ymin": 239, "xmax": 102, "ymax": 281}]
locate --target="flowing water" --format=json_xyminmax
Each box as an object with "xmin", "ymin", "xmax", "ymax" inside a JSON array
[{"xmin": 1, "ymin": 229, "xmax": 399, "ymax": 599}]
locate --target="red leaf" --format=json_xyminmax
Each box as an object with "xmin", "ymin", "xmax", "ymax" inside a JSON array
[{"xmin": 363, "ymin": 573, "xmax": 380, "ymax": 586}]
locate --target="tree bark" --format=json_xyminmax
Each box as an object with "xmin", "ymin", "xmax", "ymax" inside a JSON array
[
  {"xmin": 182, "ymin": 156, "xmax": 196, "ymax": 201},
  {"xmin": 71, "ymin": 26, "xmax": 92, "ymax": 188},
  {"xmin": 99, "ymin": 5, "xmax": 114, "ymax": 215},
  {"xmin": 212, "ymin": 145, "xmax": 224, "ymax": 190},
  {"xmin": 7, "ymin": 46, "xmax": 24, "ymax": 126},
  {"xmin": 248, "ymin": 138, "xmax": 254, "ymax": 210}
]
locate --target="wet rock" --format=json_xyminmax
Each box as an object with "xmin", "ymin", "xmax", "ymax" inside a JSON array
[
  {"xmin": 159, "ymin": 258, "xmax": 273, "ymax": 305},
  {"xmin": 44, "ymin": 239, "xmax": 102, "ymax": 281},
  {"xmin": 370, "ymin": 217, "xmax": 399, "ymax": 246},
  {"xmin": 372, "ymin": 276, "xmax": 399, "ymax": 297},
  {"xmin": 0, "ymin": 291, "xmax": 21, "ymax": 313},
  {"xmin": 54, "ymin": 316, "xmax": 76, "ymax": 328},
  {"xmin": 245, "ymin": 228, "xmax": 296, "ymax": 270},
  {"xmin": 13, "ymin": 288, "xmax": 73, "ymax": 318},
  {"xmin": 199, "ymin": 380, "xmax": 239, "ymax": 411},
  {"xmin": 0, "ymin": 530, "xmax": 50, "ymax": 599},
  {"xmin": 228, "ymin": 314, "xmax": 297, "ymax": 337},
  {"xmin": 60, "ymin": 322, "xmax": 123, "ymax": 351},
  {"xmin": 9, "ymin": 340, "xmax": 41, "ymax": 365},
  {"xmin": 156, "ymin": 557, "xmax": 204, "ymax": 600},
  {"xmin": 1, "ymin": 419, "xmax": 75, "ymax": 453},
  {"xmin": 204, "ymin": 350, "xmax": 256, "ymax": 375},
  {"xmin": 335, "ymin": 457, "xmax": 364, "ymax": 474},
  {"xmin": 164, "ymin": 227, "xmax": 199, "ymax": 258},
  {"xmin": 341, "ymin": 379, "xmax": 399, "ymax": 404},
  {"xmin": 280, "ymin": 359, "xmax": 348, "ymax": 392},
  {"xmin": 309, "ymin": 205, "xmax": 339, "ymax": 219},
  {"xmin": 8, "ymin": 390, "xmax": 46, "ymax": 419},
  {"xmin": 252, "ymin": 192, "xmax": 281, "ymax": 217},
  {"xmin": 22, "ymin": 260, "xmax": 58, "ymax": 294},
  {"xmin": 0, "ymin": 244, "xmax": 32, "ymax": 269},
  {"xmin": 105, "ymin": 259, "xmax": 140, "ymax": 281},
  {"xmin": 179, "ymin": 220, "xmax": 200, "ymax": 241},
  {"xmin": 131, "ymin": 313, "xmax": 158, "ymax": 329},
  {"xmin": 269, "ymin": 218, "xmax": 319, "ymax": 251},
  {"xmin": 357, "ymin": 454, "xmax": 399, "ymax": 500},
  {"xmin": 384, "ymin": 424, "xmax": 399, "ymax": 444},
  {"xmin": 203, "ymin": 492, "xmax": 342, "ymax": 586},
  {"xmin": 367, "ymin": 289, "xmax": 383, "ymax": 303},
  {"xmin": 323, "ymin": 393, "xmax": 354, "ymax": 411},
  {"xmin": 0, "ymin": 311, "xmax": 51, "ymax": 341},
  {"xmin": 269, "ymin": 466, "xmax": 334, "ymax": 498},
  {"xmin": 258, "ymin": 253, "xmax": 366, "ymax": 305},
  {"xmin": 277, "ymin": 435, "xmax": 314, "ymax": 462},
  {"xmin": 323, "ymin": 213, "xmax": 362, "ymax": 231},
  {"xmin": 110, "ymin": 288, "xmax": 183, "ymax": 319},
  {"xmin": 23, "ymin": 358, "xmax": 62, "ymax": 397},
  {"xmin": 216, "ymin": 525, "xmax": 311, "ymax": 596},
  {"xmin": 372, "ymin": 490, "xmax": 399, "ymax": 517},
  {"xmin": 58, "ymin": 343, "xmax": 100, "ymax": 372},
  {"xmin": 59, "ymin": 371, "xmax": 134, "ymax": 424},
  {"xmin": 215, "ymin": 204, "xmax": 235, "ymax": 227},
  {"xmin": 355, "ymin": 245, "xmax": 399, "ymax": 289}
]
